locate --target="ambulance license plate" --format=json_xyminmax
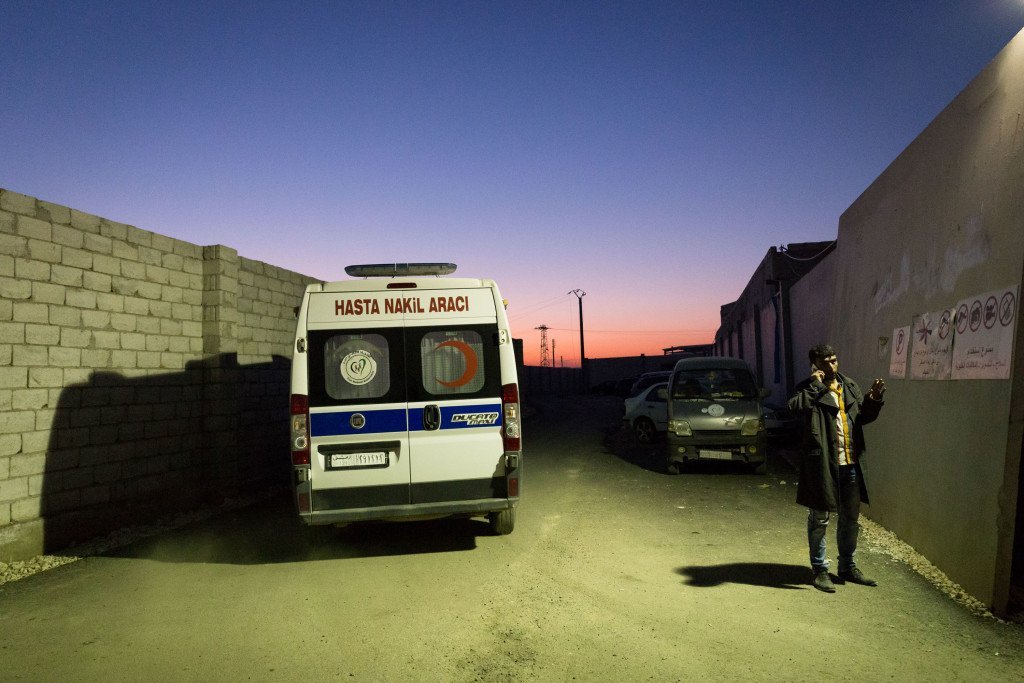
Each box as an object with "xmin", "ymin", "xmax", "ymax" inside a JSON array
[
  {"xmin": 330, "ymin": 452, "xmax": 388, "ymax": 468},
  {"xmin": 700, "ymin": 450, "xmax": 733, "ymax": 460}
]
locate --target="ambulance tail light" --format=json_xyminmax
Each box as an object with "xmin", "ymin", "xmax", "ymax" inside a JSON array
[
  {"xmin": 290, "ymin": 394, "xmax": 311, "ymax": 465},
  {"xmin": 502, "ymin": 383, "xmax": 521, "ymax": 453}
]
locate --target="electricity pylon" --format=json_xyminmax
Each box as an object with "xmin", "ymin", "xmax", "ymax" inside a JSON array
[{"xmin": 535, "ymin": 324, "xmax": 550, "ymax": 367}]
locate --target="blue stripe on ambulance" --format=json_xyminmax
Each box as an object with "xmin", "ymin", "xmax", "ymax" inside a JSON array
[
  {"xmin": 310, "ymin": 408, "xmax": 408, "ymax": 437},
  {"xmin": 309, "ymin": 404, "xmax": 502, "ymax": 437}
]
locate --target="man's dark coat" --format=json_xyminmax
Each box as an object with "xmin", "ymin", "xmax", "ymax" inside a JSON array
[{"xmin": 788, "ymin": 372, "xmax": 883, "ymax": 511}]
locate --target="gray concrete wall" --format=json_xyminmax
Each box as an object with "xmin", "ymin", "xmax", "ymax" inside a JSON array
[
  {"xmin": 0, "ymin": 188, "xmax": 319, "ymax": 560},
  {"xmin": 829, "ymin": 29, "xmax": 1024, "ymax": 608},
  {"xmin": 789, "ymin": 252, "xmax": 836, "ymax": 378}
]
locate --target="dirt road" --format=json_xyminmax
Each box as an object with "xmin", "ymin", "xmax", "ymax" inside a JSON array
[{"xmin": 2, "ymin": 394, "xmax": 1022, "ymax": 680}]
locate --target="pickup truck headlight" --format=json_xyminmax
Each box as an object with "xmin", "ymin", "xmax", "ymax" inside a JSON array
[
  {"xmin": 740, "ymin": 417, "xmax": 764, "ymax": 436},
  {"xmin": 669, "ymin": 419, "xmax": 692, "ymax": 437}
]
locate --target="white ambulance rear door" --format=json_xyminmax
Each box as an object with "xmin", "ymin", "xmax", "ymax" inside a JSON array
[
  {"xmin": 304, "ymin": 291, "xmax": 411, "ymax": 512},
  {"xmin": 403, "ymin": 286, "xmax": 507, "ymax": 505}
]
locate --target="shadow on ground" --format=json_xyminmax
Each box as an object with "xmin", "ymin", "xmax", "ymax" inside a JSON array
[
  {"xmin": 676, "ymin": 562, "xmax": 810, "ymax": 590},
  {"xmin": 101, "ymin": 493, "xmax": 493, "ymax": 565}
]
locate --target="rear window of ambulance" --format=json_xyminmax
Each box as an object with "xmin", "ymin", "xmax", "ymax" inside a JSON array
[{"xmin": 419, "ymin": 330, "xmax": 486, "ymax": 396}]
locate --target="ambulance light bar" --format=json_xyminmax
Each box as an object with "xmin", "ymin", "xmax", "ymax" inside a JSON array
[{"xmin": 345, "ymin": 263, "xmax": 457, "ymax": 277}]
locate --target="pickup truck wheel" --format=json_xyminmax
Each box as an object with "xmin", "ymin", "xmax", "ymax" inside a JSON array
[
  {"xmin": 489, "ymin": 508, "xmax": 515, "ymax": 535},
  {"xmin": 633, "ymin": 417, "xmax": 656, "ymax": 444},
  {"xmin": 666, "ymin": 460, "xmax": 681, "ymax": 475},
  {"xmin": 752, "ymin": 461, "xmax": 767, "ymax": 475}
]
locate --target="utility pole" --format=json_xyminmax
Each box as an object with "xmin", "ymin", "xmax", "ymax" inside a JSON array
[
  {"xmin": 568, "ymin": 289, "xmax": 586, "ymax": 388},
  {"xmin": 535, "ymin": 324, "xmax": 550, "ymax": 367},
  {"xmin": 551, "ymin": 339, "xmax": 556, "ymax": 367}
]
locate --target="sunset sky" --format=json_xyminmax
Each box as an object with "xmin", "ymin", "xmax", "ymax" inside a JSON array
[{"xmin": 4, "ymin": 1, "xmax": 1024, "ymax": 365}]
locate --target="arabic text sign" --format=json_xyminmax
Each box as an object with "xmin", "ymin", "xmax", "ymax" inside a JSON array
[
  {"xmin": 910, "ymin": 310, "xmax": 954, "ymax": 380},
  {"xmin": 951, "ymin": 285, "xmax": 1018, "ymax": 380},
  {"xmin": 889, "ymin": 326, "xmax": 910, "ymax": 378}
]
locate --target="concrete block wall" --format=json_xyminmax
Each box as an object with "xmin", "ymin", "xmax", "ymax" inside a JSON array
[{"xmin": 0, "ymin": 188, "xmax": 319, "ymax": 560}]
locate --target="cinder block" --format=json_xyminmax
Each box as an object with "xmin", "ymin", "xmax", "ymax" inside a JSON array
[
  {"xmin": 110, "ymin": 313, "xmax": 136, "ymax": 331},
  {"xmin": 125, "ymin": 224, "xmax": 151, "ymax": 246},
  {"xmin": 83, "ymin": 232, "xmax": 113, "ymax": 255},
  {"xmin": 160, "ymin": 319, "xmax": 182, "ymax": 336},
  {"xmin": 0, "ymin": 322, "xmax": 25, "ymax": 344},
  {"xmin": 0, "ymin": 276, "xmax": 31, "ymax": 299},
  {"xmin": 81, "ymin": 310, "xmax": 111, "ymax": 328},
  {"xmin": 110, "ymin": 350, "xmax": 137, "ymax": 368},
  {"xmin": 168, "ymin": 270, "xmax": 191, "ymax": 289},
  {"xmin": 0, "ymin": 502, "xmax": 10, "ymax": 526},
  {"xmin": 0, "ymin": 410, "xmax": 34, "ymax": 434},
  {"xmin": 51, "ymin": 224, "xmax": 84, "ymax": 248},
  {"xmin": 99, "ymin": 219, "xmax": 128, "ymax": 241},
  {"xmin": 65, "ymin": 289, "xmax": 97, "ymax": 309},
  {"xmin": 0, "ymin": 366, "xmax": 27, "ymax": 389},
  {"xmin": 92, "ymin": 254, "xmax": 121, "ymax": 276},
  {"xmin": 62, "ymin": 246, "xmax": 93, "ymax": 269},
  {"xmin": 0, "ymin": 476, "xmax": 28, "ymax": 503},
  {"xmin": 83, "ymin": 271, "xmax": 112, "ymax": 293},
  {"xmin": 0, "ymin": 434, "xmax": 20, "ymax": 456},
  {"xmin": 0, "ymin": 253, "xmax": 12, "ymax": 276},
  {"xmin": 146, "ymin": 264, "xmax": 170, "ymax": 284},
  {"xmin": 124, "ymin": 297, "xmax": 148, "ymax": 315},
  {"xmin": 0, "ymin": 344, "xmax": 9, "ymax": 365},
  {"xmin": 111, "ymin": 240, "xmax": 138, "ymax": 261},
  {"xmin": 13, "ymin": 345, "xmax": 48, "ymax": 366},
  {"xmin": 28, "ymin": 367, "xmax": 63, "ymax": 387},
  {"xmin": 27, "ymin": 238, "xmax": 61, "ymax": 263},
  {"xmin": 34, "ymin": 409, "xmax": 55, "ymax": 431},
  {"xmin": 82, "ymin": 349, "xmax": 111, "ymax": 368},
  {"xmin": 137, "ymin": 351, "xmax": 161, "ymax": 368},
  {"xmin": 11, "ymin": 496, "xmax": 42, "ymax": 522},
  {"xmin": 50, "ymin": 305, "xmax": 83, "ymax": 328},
  {"xmin": 0, "ymin": 190, "xmax": 36, "ymax": 216},
  {"xmin": 70, "ymin": 209, "xmax": 102, "ymax": 233},
  {"xmin": 162, "ymin": 253, "xmax": 184, "ymax": 271},
  {"xmin": 48, "ymin": 346, "xmax": 81, "ymax": 367},
  {"xmin": 60, "ymin": 328, "xmax": 91, "ymax": 348},
  {"xmin": 13, "ymin": 302, "xmax": 48, "ymax": 324},
  {"xmin": 16, "ymin": 215, "xmax": 51, "ymax": 241},
  {"xmin": 161, "ymin": 285, "xmax": 184, "ymax": 303},
  {"xmin": 120, "ymin": 333, "xmax": 145, "ymax": 351},
  {"xmin": 20, "ymin": 430, "xmax": 48, "ymax": 453},
  {"xmin": 151, "ymin": 233, "xmax": 173, "ymax": 252},
  {"xmin": 0, "ymin": 233, "xmax": 28, "ymax": 258},
  {"xmin": 137, "ymin": 281, "xmax": 162, "ymax": 299},
  {"xmin": 148, "ymin": 301, "xmax": 171, "ymax": 318},
  {"xmin": 0, "ymin": 209, "xmax": 13, "ymax": 234},
  {"xmin": 31, "ymin": 281, "xmax": 66, "ymax": 305},
  {"xmin": 160, "ymin": 353, "xmax": 184, "ymax": 369},
  {"xmin": 51, "ymin": 264, "xmax": 84, "ymax": 287},
  {"xmin": 136, "ymin": 317, "xmax": 160, "ymax": 334},
  {"xmin": 137, "ymin": 246, "xmax": 161, "ymax": 266},
  {"xmin": 37, "ymin": 201, "xmax": 71, "ymax": 224},
  {"xmin": 168, "ymin": 336, "xmax": 190, "ymax": 353},
  {"xmin": 15, "ymin": 258, "xmax": 50, "ymax": 281},
  {"xmin": 10, "ymin": 452, "xmax": 45, "ymax": 476},
  {"xmin": 120, "ymin": 260, "xmax": 146, "ymax": 279},
  {"xmin": 95, "ymin": 292, "xmax": 125, "ymax": 313},
  {"xmin": 145, "ymin": 335, "xmax": 169, "ymax": 352}
]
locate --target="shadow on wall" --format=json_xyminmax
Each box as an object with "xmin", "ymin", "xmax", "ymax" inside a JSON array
[{"xmin": 41, "ymin": 353, "xmax": 291, "ymax": 553}]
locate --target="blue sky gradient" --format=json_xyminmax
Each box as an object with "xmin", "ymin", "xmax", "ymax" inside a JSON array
[{"xmin": 4, "ymin": 1, "xmax": 1023, "ymax": 364}]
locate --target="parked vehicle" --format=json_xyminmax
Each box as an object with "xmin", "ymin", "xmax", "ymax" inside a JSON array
[
  {"xmin": 629, "ymin": 371, "xmax": 672, "ymax": 397},
  {"xmin": 289, "ymin": 263, "xmax": 522, "ymax": 535},
  {"xmin": 622, "ymin": 382, "xmax": 668, "ymax": 444},
  {"xmin": 665, "ymin": 357, "xmax": 768, "ymax": 474}
]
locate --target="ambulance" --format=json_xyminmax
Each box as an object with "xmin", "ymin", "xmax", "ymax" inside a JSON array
[{"xmin": 289, "ymin": 263, "xmax": 522, "ymax": 534}]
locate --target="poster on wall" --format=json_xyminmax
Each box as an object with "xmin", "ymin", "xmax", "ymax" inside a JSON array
[
  {"xmin": 910, "ymin": 309, "xmax": 955, "ymax": 380},
  {"xmin": 951, "ymin": 285, "xmax": 1018, "ymax": 380},
  {"xmin": 889, "ymin": 325, "xmax": 910, "ymax": 378}
]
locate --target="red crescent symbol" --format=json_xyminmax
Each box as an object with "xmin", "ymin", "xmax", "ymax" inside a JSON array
[{"xmin": 434, "ymin": 340, "xmax": 478, "ymax": 388}]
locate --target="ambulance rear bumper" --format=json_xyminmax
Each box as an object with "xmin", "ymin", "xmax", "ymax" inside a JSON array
[{"xmin": 300, "ymin": 497, "xmax": 518, "ymax": 526}]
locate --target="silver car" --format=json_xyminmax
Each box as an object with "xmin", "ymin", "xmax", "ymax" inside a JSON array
[{"xmin": 622, "ymin": 382, "xmax": 668, "ymax": 444}]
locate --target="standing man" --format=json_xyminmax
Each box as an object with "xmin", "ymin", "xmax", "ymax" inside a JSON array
[{"xmin": 788, "ymin": 344, "xmax": 886, "ymax": 593}]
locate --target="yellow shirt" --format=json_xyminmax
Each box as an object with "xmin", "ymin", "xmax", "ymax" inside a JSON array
[{"xmin": 831, "ymin": 383, "xmax": 854, "ymax": 465}]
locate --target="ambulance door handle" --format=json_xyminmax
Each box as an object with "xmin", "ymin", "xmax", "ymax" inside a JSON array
[{"xmin": 423, "ymin": 404, "xmax": 441, "ymax": 431}]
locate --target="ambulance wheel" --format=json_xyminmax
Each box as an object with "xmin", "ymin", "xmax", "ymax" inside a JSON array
[
  {"xmin": 489, "ymin": 508, "xmax": 515, "ymax": 535},
  {"xmin": 633, "ymin": 417, "xmax": 656, "ymax": 444}
]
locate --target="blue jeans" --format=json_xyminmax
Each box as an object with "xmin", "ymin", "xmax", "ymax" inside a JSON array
[{"xmin": 808, "ymin": 464, "xmax": 861, "ymax": 573}]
